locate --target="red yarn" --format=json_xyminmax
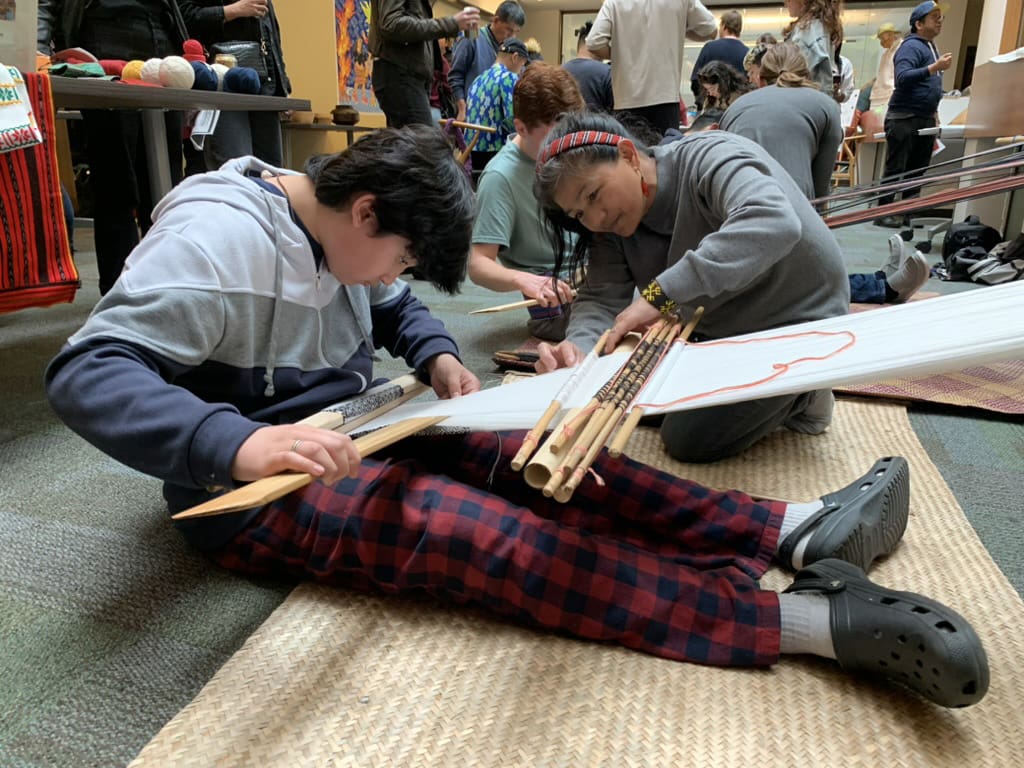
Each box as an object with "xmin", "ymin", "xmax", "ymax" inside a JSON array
[{"xmin": 182, "ymin": 39, "xmax": 207, "ymax": 63}]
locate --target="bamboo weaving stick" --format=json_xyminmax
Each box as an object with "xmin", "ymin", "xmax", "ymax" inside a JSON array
[
  {"xmin": 172, "ymin": 416, "xmax": 445, "ymax": 520},
  {"xmin": 548, "ymin": 321, "xmax": 667, "ymax": 454},
  {"xmin": 171, "ymin": 376, "xmax": 430, "ymax": 520},
  {"xmin": 608, "ymin": 307, "xmax": 705, "ymax": 458},
  {"xmin": 510, "ymin": 329, "xmax": 613, "ymax": 471},
  {"xmin": 554, "ymin": 320, "xmax": 684, "ymax": 500}
]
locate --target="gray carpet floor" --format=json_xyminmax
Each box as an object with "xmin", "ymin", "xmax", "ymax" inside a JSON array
[{"xmin": 1, "ymin": 222, "xmax": 1021, "ymax": 767}]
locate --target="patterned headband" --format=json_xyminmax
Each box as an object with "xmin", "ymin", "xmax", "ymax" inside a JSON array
[{"xmin": 536, "ymin": 130, "xmax": 623, "ymax": 166}]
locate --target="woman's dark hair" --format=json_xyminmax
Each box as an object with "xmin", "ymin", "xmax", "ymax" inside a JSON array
[
  {"xmin": 533, "ymin": 111, "xmax": 650, "ymax": 288},
  {"xmin": 696, "ymin": 60, "xmax": 753, "ymax": 110},
  {"xmin": 304, "ymin": 126, "xmax": 473, "ymax": 294}
]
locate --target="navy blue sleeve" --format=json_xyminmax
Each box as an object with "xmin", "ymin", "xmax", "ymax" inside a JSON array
[
  {"xmin": 371, "ymin": 285, "xmax": 462, "ymax": 379},
  {"xmin": 45, "ymin": 339, "xmax": 262, "ymax": 491},
  {"xmin": 894, "ymin": 40, "xmax": 932, "ymax": 87}
]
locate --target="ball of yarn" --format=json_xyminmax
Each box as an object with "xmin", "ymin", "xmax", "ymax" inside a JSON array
[
  {"xmin": 210, "ymin": 63, "xmax": 230, "ymax": 91},
  {"xmin": 223, "ymin": 66, "xmax": 261, "ymax": 95},
  {"xmin": 122, "ymin": 59, "xmax": 146, "ymax": 81},
  {"xmin": 182, "ymin": 39, "xmax": 206, "ymax": 63},
  {"xmin": 159, "ymin": 56, "xmax": 195, "ymax": 89},
  {"xmin": 191, "ymin": 61, "xmax": 218, "ymax": 91},
  {"xmin": 140, "ymin": 57, "xmax": 163, "ymax": 84}
]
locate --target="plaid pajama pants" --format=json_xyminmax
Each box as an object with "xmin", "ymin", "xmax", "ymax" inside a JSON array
[{"xmin": 211, "ymin": 431, "xmax": 785, "ymax": 666}]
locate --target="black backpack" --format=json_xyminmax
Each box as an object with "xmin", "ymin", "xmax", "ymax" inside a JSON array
[{"xmin": 942, "ymin": 215, "xmax": 1003, "ymax": 264}]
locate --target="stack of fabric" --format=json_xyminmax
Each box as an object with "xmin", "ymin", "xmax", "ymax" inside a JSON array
[{"xmin": 0, "ymin": 67, "xmax": 78, "ymax": 313}]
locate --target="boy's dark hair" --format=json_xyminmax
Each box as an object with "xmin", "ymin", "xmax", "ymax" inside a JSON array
[
  {"xmin": 304, "ymin": 126, "xmax": 473, "ymax": 294},
  {"xmin": 496, "ymin": 1, "xmax": 526, "ymax": 26},
  {"xmin": 533, "ymin": 111, "xmax": 650, "ymax": 289}
]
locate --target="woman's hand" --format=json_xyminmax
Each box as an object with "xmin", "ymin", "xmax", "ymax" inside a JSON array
[
  {"xmin": 534, "ymin": 340, "xmax": 585, "ymax": 373},
  {"xmin": 606, "ymin": 297, "xmax": 661, "ymax": 349},
  {"xmin": 232, "ymin": 425, "xmax": 361, "ymax": 485},
  {"xmin": 427, "ymin": 353, "xmax": 481, "ymax": 398},
  {"xmin": 515, "ymin": 273, "xmax": 575, "ymax": 308}
]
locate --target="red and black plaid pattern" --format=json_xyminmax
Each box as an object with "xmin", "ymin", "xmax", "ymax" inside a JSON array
[
  {"xmin": 536, "ymin": 130, "xmax": 622, "ymax": 166},
  {"xmin": 212, "ymin": 431, "xmax": 784, "ymax": 667}
]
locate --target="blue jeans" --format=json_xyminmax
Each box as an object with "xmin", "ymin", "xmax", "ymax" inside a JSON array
[{"xmin": 849, "ymin": 271, "xmax": 888, "ymax": 304}]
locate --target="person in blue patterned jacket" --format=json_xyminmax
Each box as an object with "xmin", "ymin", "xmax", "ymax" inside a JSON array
[{"xmin": 465, "ymin": 37, "xmax": 529, "ymax": 172}]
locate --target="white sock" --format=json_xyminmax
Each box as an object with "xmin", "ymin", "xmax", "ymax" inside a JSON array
[
  {"xmin": 778, "ymin": 592, "xmax": 836, "ymax": 659},
  {"xmin": 777, "ymin": 500, "xmax": 825, "ymax": 569},
  {"xmin": 778, "ymin": 500, "xmax": 823, "ymax": 542}
]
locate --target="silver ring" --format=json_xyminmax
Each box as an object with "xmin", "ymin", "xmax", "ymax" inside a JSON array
[{"xmin": 291, "ymin": 439, "xmax": 303, "ymax": 452}]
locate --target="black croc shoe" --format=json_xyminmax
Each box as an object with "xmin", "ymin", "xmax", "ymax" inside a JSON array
[
  {"xmin": 778, "ymin": 456, "xmax": 909, "ymax": 572},
  {"xmin": 785, "ymin": 559, "xmax": 990, "ymax": 708}
]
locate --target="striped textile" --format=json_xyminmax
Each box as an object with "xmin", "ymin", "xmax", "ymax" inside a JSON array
[{"xmin": 0, "ymin": 73, "xmax": 78, "ymax": 314}]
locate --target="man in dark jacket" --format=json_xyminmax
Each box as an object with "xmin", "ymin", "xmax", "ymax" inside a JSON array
[
  {"xmin": 448, "ymin": 0, "xmax": 525, "ymax": 122},
  {"xmin": 369, "ymin": 0, "xmax": 480, "ymax": 128},
  {"xmin": 874, "ymin": 0, "xmax": 952, "ymax": 228},
  {"xmin": 38, "ymin": 0, "xmax": 189, "ymax": 295}
]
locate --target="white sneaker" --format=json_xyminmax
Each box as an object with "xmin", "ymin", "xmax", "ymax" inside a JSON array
[
  {"xmin": 888, "ymin": 249, "xmax": 930, "ymax": 302},
  {"xmin": 882, "ymin": 234, "xmax": 905, "ymax": 278}
]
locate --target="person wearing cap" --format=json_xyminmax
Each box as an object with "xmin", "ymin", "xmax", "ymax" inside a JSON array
[
  {"xmin": 449, "ymin": 0, "xmax": 526, "ymax": 123},
  {"xmin": 464, "ymin": 37, "xmax": 529, "ymax": 172},
  {"xmin": 874, "ymin": 1, "xmax": 952, "ymax": 228},
  {"xmin": 368, "ymin": 0, "xmax": 481, "ymax": 128},
  {"xmin": 869, "ymin": 21, "xmax": 902, "ymax": 114}
]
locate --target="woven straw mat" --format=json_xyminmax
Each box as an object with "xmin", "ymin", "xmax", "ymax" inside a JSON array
[{"xmin": 130, "ymin": 400, "xmax": 1024, "ymax": 768}]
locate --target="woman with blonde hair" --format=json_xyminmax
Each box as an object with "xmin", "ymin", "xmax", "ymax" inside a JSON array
[
  {"xmin": 782, "ymin": 0, "xmax": 844, "ymax": 97},
  {"xmin": 721, "ymin": 42, "xmax": 841, "ymax": 197}
]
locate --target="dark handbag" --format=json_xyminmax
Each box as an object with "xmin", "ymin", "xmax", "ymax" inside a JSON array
[{"xmin": 211, "ymin": 40, "xmax": 270, "ymax": 81}]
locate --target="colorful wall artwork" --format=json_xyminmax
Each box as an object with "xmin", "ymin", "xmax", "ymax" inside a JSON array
[{"xmin": 335, "ymin": 0, "xmax": 378, "ymax": 110}]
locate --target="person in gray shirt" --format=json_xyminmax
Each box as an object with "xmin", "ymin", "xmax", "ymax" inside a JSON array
[
  {"xmin": 533, "ymin": 111, "xmax": 849, "ymax": 463},
  {"xmin": 720, "ymin": 42, "xmax": 841, "ymax": 199},
  {"xmin": 721, "ymin": 43, "xmax": 931, "ymax": 305}
]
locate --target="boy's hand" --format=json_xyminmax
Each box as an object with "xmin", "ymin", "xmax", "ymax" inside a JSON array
[
  {"xmin": 427, "ymin": 353, "xmax": 481, "ymax": 398},
  {"xmin": 232, "ymin": 425, "xmax": 361, "ymax": 484}
]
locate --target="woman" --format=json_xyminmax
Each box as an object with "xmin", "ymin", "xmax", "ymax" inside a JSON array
[
  {"xmin": 180, "ymin": 0, "xmax": 292, "ymax": 168},
  {"xmin": 533, "ymin": 111, "xmax": 849, "ymax": 464},
  {"xmin": 721, "ymin": 42, "xmax": 842, "ymax": 199},
  {"xmin": 782, "ymin": 0, "xmax": 844, "ymax": 98}
]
